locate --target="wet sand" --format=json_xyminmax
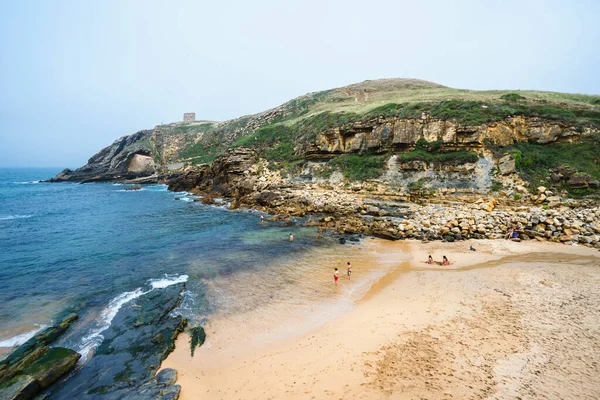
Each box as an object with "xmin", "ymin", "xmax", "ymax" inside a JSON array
[{"xmin": 162, "ymin": 239, "xmax": 600, "ymax": 399}]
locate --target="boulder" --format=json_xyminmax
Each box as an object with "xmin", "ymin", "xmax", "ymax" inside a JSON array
[
  {"xmin": 484, "ymin": 199, "xmax": 497, "ymax": 212},
  {"xmin": 156, "ymin": 369, "xmax": 177, "ymax": 385},
  {"xmin": 497, "ymin": 153, "xmax": 516, "ymax": 175}
]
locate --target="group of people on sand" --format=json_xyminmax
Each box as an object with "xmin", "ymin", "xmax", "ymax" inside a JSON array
[
  {"xmin": 427, "ymin": 255, "xmax": 450, "ymax": 266},
  {"xmin": 333, "ymin": 262, "xmax": 352, "ymax": 284}
]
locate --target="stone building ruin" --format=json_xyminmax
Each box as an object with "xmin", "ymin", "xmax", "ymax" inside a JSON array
[{"xmin": 183, "ymin": 113, "xmax": 195, "ymax": 123}]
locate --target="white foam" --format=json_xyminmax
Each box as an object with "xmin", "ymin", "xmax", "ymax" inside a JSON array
[
  {"xmin": 149, "ymin": 274, "xmax": 189, "ymax": 289},
  {"xmin": 77, "ymin": 274, "xmax": 188, "ymax": 360},
  {"xmin": 0, "ymin": 214, "xmax": 33, "ymax": 221},
  {"xmin": 77, "ymin": 288, "xmax": 147, "ymax": 360},
  {"xmin": 14, "ymin": 180, "xmax": 41, "ymax": 184},
  {"xmin": 0, "ymin": 325, "xmax": 48, "ymax": 348}
]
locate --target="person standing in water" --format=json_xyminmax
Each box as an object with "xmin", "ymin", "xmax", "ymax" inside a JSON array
[
  {"xmin": 289, "ymin": 233, "xmax": 294, "ymax": 242},
  {"xmin": 346, "ymin": 262, "xmax": 352, "ymax": 278},
  {"xmin": 442, "ymin": 255, "xmax": 449, "ymax": 266},
  {"xmin": 334, "ymin": 268, "xmax": 339, "ymax": 284}
]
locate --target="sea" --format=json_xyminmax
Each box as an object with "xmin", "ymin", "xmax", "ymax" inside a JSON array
[{"xmin": 0, "ymin": 167, "xmax": 392, "ymax": 362}]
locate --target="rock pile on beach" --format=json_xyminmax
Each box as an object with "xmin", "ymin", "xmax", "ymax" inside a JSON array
[{"xmin": 400, "ymin": 204, "xmax": 600, "ymax": 246}]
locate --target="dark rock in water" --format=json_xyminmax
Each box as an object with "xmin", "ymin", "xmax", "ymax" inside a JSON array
[
  {"xmin": 0, "ymin": 374, "xmax": 40, "ymax": 400},
  {"xmin": 48, "ymin": 283, "xmax": 187, "ymax": 399},
  {"xmin": 167, "ymin": 166, "xmax": 209, "ymax": 192},
  {"xmin": 125, "ymin": 184, "xmax": 142, "ymax": 191},
  {"xmin": 0, "ymin": 314, "xmax": 80, "ymax": 400}
]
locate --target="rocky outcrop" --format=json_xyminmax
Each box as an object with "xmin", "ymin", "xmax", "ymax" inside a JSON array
[
  {"xmin": 308, "ymin": 116, "xmax": 593, "ymax": 158},
  {"xmin": 0, "ymin": 314, "xmax": 80, "ymax": 400},
  {"xmin": 550, "ymin": 166, "xmax": 600, "ymax": 190},
  {"xmin": 167, "ymin": 147, "xmax": 258, "ymax": 197},
  {"xmin": 48, "ymin": 283, "xmax": 187, "ymax": 399},
  {"xmin": 48, "ymin": 130, "xmax": 156, "ymax": 183}
]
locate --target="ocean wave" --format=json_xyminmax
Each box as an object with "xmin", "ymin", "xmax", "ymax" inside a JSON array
[
  {"xmin": 0, "ymin": 325, "xmax": 48, "ymax": 348},
  {"xmin": 148, "ymin": 274, "xmax": 189, "ymax": 289},
  {"xmin": 77, "ymin": 274, "xmax": 188, "ymax": 360},
  {"xmin": 77, "ymin": 288, "xmax": 146, "ymax": 361},
  {"xmin": 0, "ymin": 214, "xmax": 33, "ymax": 221},
  {"xmin": 13, "ymin": 180, "xmax": 42, "ymax": 184}
]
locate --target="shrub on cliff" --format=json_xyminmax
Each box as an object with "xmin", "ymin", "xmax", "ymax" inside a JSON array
[
  {"xmin": 398, "ymin": 139, "xmax": 480, "ymax": 165},
  {"xmin": 502, "ymin": 133, "xmax": 600, "ymax": 195},
  {"xmin": 329, "ymin": 154, "xmax": 388, "ymax": 180},
  {"xmin": 500, "ymin": 93, "xmax": 526, "ymax": 101}
]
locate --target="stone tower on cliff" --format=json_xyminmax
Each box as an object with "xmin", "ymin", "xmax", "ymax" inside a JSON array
[{"xmin": 183, "ymin": 113, "xmax": 195, "ymax": 123}]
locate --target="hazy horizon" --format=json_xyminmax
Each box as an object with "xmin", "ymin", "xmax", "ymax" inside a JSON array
[{"xmin": 1, "ymin": 0, "xmax": 599, "ymax": 168}]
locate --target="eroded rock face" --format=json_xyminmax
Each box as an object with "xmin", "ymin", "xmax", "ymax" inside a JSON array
[
  {"xmin": 310, "ymin": 116, "xmax": 592, "ymax": 157},
  {"xmin": 48, "ymin": 130, "xmax": 156, "ymax": 182},
  {"xmin": 168, "ymin": 148, "xmax": 258, "ymax": 196}
]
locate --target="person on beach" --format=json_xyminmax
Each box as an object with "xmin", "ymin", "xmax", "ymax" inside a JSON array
[
  {"xmin": 428, "ymin": 255, "xmax": 434, "ymax": 264},
  {"xmin": 347, "ymin": 262, "xmax": 352, "ymax": 278},
  {"xmin": 289, "ymin": 233, "xmax": 294, "ymax": 242},
  {"xmin": 334, "ymin": 268, "xmax": 339, "ymax": 284},
  {"xmin": 442, "ymin": 255, "xmax": 449, "ymax": 266}
]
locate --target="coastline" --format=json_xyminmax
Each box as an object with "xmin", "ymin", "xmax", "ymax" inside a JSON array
[{"xmin": 162, "ymin": 239, "xmax": 600, "ymax": 399}]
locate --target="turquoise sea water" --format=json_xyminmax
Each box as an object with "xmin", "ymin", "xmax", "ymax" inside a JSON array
[{"xmin": 0, "ymin": 168, "xmax": 324, "ymax": 356}]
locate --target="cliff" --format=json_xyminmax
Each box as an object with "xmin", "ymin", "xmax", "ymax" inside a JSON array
[
  {"xmin": 48, "ymin": 130, "xmax": 157, "ymax": 183},
  {"xmin": 50, "ymin": 78, "xmax": 600, "ymax": 195}
]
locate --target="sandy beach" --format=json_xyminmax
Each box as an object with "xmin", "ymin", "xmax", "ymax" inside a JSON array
[{"xmin": 162, "ymin": 239, "xmax": 600, "ymax": 399}]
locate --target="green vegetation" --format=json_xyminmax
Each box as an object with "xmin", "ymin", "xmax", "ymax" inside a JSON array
[
  {"xmin": 497, "ymin": 133, "xmax": 600, "ymax": 194},
  {"xmin": 490, "ymin": 180, "xmax": 504, "ymax": 191},
  {"xmin": 513, "ymin": 193, "xmax": 523, "ymax": 200},
  {"xmin": 364, "ymin": 100, "xmax": 600, "ymax": 127},
  {"xmin": 500, "ymin": 93, "xmax": 526, "ymax": 101},
  {"xmin": 189, "ymin": 325, "xmax": 206, "ymax": 357},
  {"xmin": 168, "ymin": 123, "xmax": 214, "ymax": 135},
  {"xmin": 328, "ymin": 154, "xmax": 388, "ymax": 180},
  {"xmin": 397, "ymin": 138, "xmax": 480, "ymax": 165}
]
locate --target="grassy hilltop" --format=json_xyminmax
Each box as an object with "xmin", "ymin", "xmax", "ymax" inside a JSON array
[{"xmin": 158, "ymin": 78, "xmax": 600, "ymax": 194}]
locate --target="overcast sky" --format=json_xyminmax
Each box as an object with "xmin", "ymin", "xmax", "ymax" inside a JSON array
[{"xmin": 1, "ymin": 0, "xmax": 598, "ymax": 167}]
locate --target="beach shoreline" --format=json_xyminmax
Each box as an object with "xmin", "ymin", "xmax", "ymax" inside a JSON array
[{"xmin": 161, "ymin": 239, "xmax": 600, "ymax": 399}]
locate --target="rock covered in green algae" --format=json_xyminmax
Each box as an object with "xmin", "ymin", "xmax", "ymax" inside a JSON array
[
  {"xmin": 0, "ymin": 374, "xmax": 40, "ymax": 400},
  {"xmin": 0, "ymin": 314, "xmax": 80, "ymax": 400},
  {"xmin": 47, "ymin": 283, "xmax": 187, "ymax": 399},
  {"xmin": 21, "ymin": 347, "xmax": 80, "ymax": 389}
]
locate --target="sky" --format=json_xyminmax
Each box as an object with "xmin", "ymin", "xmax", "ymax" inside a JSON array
[{"xmin": 1, "ymin": 0, "xmax": 599, "ymax": 168}]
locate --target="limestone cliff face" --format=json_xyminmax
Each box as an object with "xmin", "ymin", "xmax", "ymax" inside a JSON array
[
  {"xmin": 307, "ymin": 116, "xmax": 590, "ymax": 157},
  {"xmin": 49, "ymin": 130, "xmax": 156, "ymax": 182}
]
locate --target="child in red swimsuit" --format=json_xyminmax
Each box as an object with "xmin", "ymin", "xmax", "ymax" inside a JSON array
[{"xmin": 334, "ymin": 268, "xmax": 339, "ymax": 283}]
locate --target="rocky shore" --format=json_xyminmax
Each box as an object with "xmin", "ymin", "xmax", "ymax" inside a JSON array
[
  {"xmin": 165, "ymin": 148, "xmax": 600, "ymax": 248},
  {"xmin": 0, "ymin": 283, "xmax": 188, "ymax": 400}
]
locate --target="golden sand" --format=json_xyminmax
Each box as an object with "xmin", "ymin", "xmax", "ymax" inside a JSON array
[{"xmin": 162, "ymin": 239, "xmax": 600, "ymax": 399}]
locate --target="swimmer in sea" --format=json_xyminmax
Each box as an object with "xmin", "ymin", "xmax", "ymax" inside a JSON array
[
  {"xmin": 442, "ymin": 255, "xmax": 449, "ymax": 266},
  {"xmin": 427, "ymin": 255, "xmax": 434, "ymax": 264},
  {"xmin": 289, "ymin": 233, "xmax": 294, "ymax": 242}
]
